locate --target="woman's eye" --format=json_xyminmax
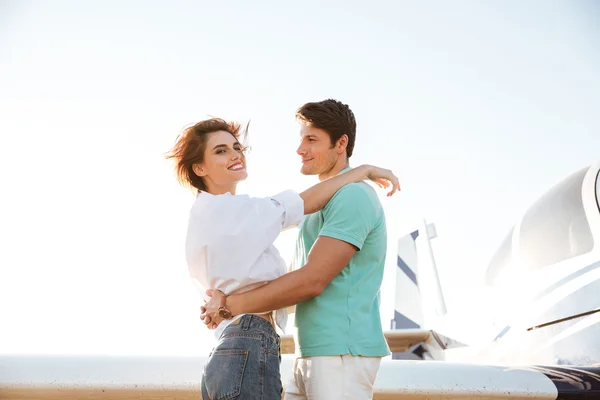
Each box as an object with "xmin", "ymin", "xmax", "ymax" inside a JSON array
[{"xmin": 216, "ymin": 149, "xmax": 226, "ymax": 154}]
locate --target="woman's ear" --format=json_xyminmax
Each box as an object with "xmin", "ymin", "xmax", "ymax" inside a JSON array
[{"xmin": 193, "ymin": 164, "xmax": 207, "ymax": 177}]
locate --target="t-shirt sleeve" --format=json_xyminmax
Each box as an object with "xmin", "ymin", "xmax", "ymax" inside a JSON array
[{"xmin": 319, "ymin": 184, "xmax": 377, "ymax": 250}]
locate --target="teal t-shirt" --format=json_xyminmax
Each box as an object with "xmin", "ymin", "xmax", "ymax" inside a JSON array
[{"xmin": 292, "ymin": 168, "xmax": 391, "ymax": 357}]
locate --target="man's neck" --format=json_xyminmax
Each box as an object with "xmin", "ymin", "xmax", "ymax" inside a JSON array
[{"xmin": 318, "ymin": 160, "xmax": 350, "ymax": 181}]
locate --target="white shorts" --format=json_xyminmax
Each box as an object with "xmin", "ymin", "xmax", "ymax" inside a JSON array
[{"xmin": 283, "ymin": 355, "xmax": 382, "ymax": 400}]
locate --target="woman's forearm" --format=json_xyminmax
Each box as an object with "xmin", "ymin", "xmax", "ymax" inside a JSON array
[{"xmin": 299, "ymin": 165, "xmax": 370, "ymax": 214}]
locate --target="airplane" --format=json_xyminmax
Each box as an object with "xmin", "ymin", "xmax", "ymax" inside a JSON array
[
  {"xmin": 390, "ymin": 160, "xmax": 600, "ymax": 366},
  {"xmin": 1, "ymin": 162, "xmax": 599, "ymax": 399}
]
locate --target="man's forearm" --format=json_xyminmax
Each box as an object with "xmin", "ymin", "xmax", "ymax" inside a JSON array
[{"xmin": 227, "ymin": 269, "xmax": 321, "ymax": 316}]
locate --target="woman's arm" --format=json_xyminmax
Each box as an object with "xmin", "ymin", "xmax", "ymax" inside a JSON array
[{"xmin": 299, "ymin": 164, "xmax": 399, "ymax": 214}]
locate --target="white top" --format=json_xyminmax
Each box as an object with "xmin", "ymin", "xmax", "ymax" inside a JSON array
[{"xmin": 185, "ymin": 190, "xmax": 305, "ymax": 338}]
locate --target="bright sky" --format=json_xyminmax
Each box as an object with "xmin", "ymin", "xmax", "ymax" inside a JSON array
[{"xmin": 1, "ymin": 1, "xmax": 599, "ymax": 356}]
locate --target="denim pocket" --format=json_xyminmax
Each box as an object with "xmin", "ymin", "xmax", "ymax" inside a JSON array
[{"xmin": 203, "ymin": 349, "xmax": 249, "ymax": 400}]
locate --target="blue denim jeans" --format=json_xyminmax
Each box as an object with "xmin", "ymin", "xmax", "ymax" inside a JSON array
[{"xmin": 201, "ymin": 314, "xmax": 282, "ymax": 400}]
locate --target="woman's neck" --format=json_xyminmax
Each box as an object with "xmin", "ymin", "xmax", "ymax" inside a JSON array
[{"xmin": 205, "ymin": 183, "xmax": 237, "ymax": 195}]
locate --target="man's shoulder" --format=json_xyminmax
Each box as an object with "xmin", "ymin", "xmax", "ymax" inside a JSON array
[
  {"xmin": 329, "ymin": 181, "xmax": 381, "ymax": 208},
  {"xmin": 320, "ymin": 182, "xmax": 384, "ymax": 231}
]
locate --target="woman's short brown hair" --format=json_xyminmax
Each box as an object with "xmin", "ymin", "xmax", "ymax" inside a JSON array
[{"xmin": 165, "ymin": 118, "xmax": 248, "ymax": 193}]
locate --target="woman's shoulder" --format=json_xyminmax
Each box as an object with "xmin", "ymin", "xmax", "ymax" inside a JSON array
[{"xmin": 190, "ymin": 192, "xmax": 252, "ymax": 216}]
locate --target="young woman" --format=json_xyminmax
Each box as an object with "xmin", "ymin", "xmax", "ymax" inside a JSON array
[{"xmin": 166, "ymin": 118, "xmax": 399, "ymax": 400}]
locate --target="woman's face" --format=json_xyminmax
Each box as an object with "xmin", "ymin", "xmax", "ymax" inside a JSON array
[{"xmin": 193, "ymin": 130, "xmax": 247, "ymax": 194}]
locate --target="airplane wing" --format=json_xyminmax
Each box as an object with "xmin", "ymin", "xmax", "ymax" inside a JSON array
[
  {"xmin": 280, "ymin": 329, "xmax": 432, "ymax": 354},
  {"xmin": 2, "ymin": 354, "xmax": 599, "ymax": 399},
  {"xmin": 373, "ymin": 361, "xmax": 600, "ymax": 399}
]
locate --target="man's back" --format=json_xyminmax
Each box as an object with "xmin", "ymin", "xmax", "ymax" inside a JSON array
[{"xmin": 292, "ymin": 173, "xmax": 390, "ymax": 358}]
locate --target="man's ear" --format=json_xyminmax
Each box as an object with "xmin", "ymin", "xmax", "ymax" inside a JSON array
[
  {"xmin": 193, "ymin": 164, "xmax": 207, "ymax": 177},
  {"xmin": 335, "ymin": 134, "xmax": 348, "ymax": 155}
]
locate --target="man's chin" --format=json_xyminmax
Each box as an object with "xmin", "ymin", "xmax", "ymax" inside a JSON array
[{"xmin": 300, "ymin": 165, "xmax": 316, "ymax": 176}]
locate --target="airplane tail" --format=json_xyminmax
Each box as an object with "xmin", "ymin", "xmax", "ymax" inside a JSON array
[{"xmin": 390, "ymin": 219, "xmax": 460, "ymax": 360}]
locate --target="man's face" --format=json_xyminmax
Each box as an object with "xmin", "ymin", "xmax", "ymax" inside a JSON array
[{"xmin": 296, "ymin": 124, "xmax": 338, "ymax": 176}]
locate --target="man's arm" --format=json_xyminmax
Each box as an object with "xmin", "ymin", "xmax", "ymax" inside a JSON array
[
  {"xmin": 201, "ymin": 236, "xmax": 357, "ymax": 326},
  {"xmin": 229, "ymin": 236, "xmax": 357, "ymax": 314}
]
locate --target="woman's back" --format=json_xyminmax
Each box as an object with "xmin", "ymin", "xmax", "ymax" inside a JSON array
[{"xmin": 185, "ymin": 190, "xmax": 304, "ymax": 337}]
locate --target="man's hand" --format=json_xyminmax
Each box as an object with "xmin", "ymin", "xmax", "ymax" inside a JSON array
[{"xmin": 200, "ymin": 289, "xmax": 225, "ymax": 330}]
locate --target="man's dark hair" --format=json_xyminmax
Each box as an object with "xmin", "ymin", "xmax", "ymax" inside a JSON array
[{"xmin": 296, "ymin": 99, "xmax": 356, "ymax": 158}]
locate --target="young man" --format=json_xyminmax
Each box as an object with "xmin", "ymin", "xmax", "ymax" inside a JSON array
[{"xmin": 202, "ymin": 99, "xmax": 392, "ymax": 399}]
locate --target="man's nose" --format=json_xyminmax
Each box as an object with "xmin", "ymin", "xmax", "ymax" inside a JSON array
[{"xmin": 297, "ymin": 143, "xmax": 306, "ymax": 156}]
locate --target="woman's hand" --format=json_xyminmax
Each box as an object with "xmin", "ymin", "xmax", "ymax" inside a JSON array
[
  {"xmin": 200, "ymin": 289, "xmax": 225, "ymax": 330},
  {"xmin": 359, "ymin": 165, "xmax": 401, "ymax": 197}
]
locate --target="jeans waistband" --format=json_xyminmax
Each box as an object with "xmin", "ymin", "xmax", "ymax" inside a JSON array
[{"xmin": 228, "ymin": 314, "xmax": 278, "ymax": 336}]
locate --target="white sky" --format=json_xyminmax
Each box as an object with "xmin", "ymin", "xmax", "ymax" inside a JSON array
[{"xmin": 0, "ymin": 0, "xmax": 599, "ymax": 355}]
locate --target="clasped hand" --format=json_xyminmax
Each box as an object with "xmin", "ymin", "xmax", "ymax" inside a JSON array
[{"xmin": 200, "ymin": 289, "xmax": 225, "ymax": 330}]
